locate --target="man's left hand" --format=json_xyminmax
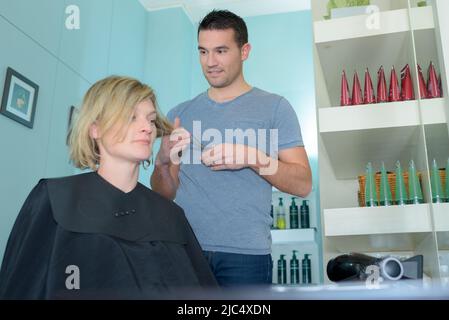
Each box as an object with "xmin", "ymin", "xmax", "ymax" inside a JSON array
[{"xmin": 201, "ymin": 143, "xmax": 264, "ymax": 171}]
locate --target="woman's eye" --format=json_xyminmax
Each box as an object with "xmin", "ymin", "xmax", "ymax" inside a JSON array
[{"xmin": 131, "ymin": 115, "xmax": 137, "ymax": 121}]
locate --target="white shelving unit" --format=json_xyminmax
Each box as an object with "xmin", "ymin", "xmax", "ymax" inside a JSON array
[
  {"xmin": 311, "ymin": 0, "xmax": 449, "ymax": 283},
  {"xmin": 324, "ymin": 204, "xmax": 431, "ymax": 236},
  {"xmin": 433, "ymin": 203, "xmax": 449, "ymax": 232},
  {"xmin": 314, "ymin": 7, "xmax": 434, "ymax": 44},
  {"xmin": 314, "ymin": 6, "xmax": 436, "ymax": 107},
  {"xmin": 319, "ymin": 99, "xmax": 445, "ymax": 179},
  {"xmin": 271, "ymin": 228, "xmax": 315, "ymax": 244}
]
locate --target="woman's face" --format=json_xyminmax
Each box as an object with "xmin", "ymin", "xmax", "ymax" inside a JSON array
[{"xmin": 95, "ymin": 99, "xmax": 157, "ymax": 165}]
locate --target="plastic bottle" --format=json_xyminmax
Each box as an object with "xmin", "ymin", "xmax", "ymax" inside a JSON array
[
  {"xmin": 395, "ymin": 161, "xmax": 407, "ymax": 205},
  {"xmin": 445, "ymin": 158, "xmax": 449, "ymax": 203},
  {"xmin": 409, "ymin": 160, "xmax": 424, "ymax": 204},
  {"xmin": 300, "ymin": 200, "xmax": 310, "ymax": 229},
  {"xmin": 302, "ymin": 254, "xmax": 312, "ymax": 285},
  {"xmin": 431, "ymin": 159, "xmax": 443, "ymax": 203},
  {"xmin": 276, "ymin": 198, "xmax": 286, "ymax": 230},
  {"xmin": 365, "ymin": 162, "xmax": 378, "ymax": 207},
  {"xmin": 289, "ymin": 198, "xmax": 299, "ymax": 229},
  {"xmin": 379, "ymin": 162, "xmax": 392, "ymax": 206},
  {"xmin": 277, "ymin": 255, "xmax": 287, "ymax": 284},
  {"xmin": 290, "ymin": 250, "xmax": 300, "ymax": 284}
]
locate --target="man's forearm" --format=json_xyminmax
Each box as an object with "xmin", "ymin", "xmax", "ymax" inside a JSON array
[
  {"xmin": 251, "ymin": 154, "xmax": 312, "ymax": 197},
  {"xmin": 150, "ymin": 164, "xmax": 178, "ymax": 200}
]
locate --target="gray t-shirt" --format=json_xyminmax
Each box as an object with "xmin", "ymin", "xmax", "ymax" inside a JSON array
[{"xmin": 167, "ymin": 87, "xmax": 303, "ymax": 254}]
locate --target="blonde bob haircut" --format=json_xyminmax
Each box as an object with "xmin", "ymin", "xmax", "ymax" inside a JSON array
[{"xmin": 69, "ymin": 76, "xmax": 173, "ymax": 170}]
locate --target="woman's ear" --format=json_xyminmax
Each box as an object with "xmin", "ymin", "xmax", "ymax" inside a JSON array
[{"xmin": 89, "ymin": 122, "xmax": 100, "ymax": 139}]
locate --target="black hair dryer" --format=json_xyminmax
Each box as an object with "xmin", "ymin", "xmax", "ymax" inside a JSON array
[{"xmin": 327, "ymin": 253, "xmax": 423, "ymax": 282}]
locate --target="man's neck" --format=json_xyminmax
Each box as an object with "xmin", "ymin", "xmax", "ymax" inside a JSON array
[{"xmin": 208, "ymin": 80, "xmax": 252, "ymax": 103}]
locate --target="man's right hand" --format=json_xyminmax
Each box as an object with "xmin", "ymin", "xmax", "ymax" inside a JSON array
[{"xmin": 156, "ymin": 117, "xmax": 191, "ymax": 166}]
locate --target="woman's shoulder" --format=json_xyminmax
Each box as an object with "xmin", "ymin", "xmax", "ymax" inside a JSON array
[
  {"xmin": 21, "ymin": 173, "xmax": 87, "ymax": 205},
  {"xmin": 44, "ymin": 172, "xmax": 93, "ymax": 187}
]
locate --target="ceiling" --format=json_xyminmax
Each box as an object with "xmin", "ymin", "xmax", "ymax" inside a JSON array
[{"xmin": 138, "ymin": 0, "xmax": 311, "ymax": 23}]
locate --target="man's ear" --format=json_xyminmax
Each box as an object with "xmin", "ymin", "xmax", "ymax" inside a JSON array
[
  {"xmin": 241, "ymin": 43, "xmax": 251, "ymax": 61},
  {"xmin": 89, "ymin": 122, "xmax": 100, "ymax": 139}
]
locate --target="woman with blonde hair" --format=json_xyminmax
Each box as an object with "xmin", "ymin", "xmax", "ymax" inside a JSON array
[{"xmin": 0, "ymin": 76, "xmax": 217, "ymax": 299}]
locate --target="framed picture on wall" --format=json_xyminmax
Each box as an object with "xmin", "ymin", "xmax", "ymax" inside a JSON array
[{"xmin": 0, "ymin": 67, "xmax": 39, "ymax": 128}]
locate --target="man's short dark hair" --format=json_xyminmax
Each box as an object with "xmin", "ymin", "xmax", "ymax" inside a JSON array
[{"xmin": 198, "ymin": 10, "xmax": 248, "ymax": 48}]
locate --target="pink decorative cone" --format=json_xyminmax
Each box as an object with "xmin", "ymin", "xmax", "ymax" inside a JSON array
[
  {"xmin": 418, "ymin": 64, "xmax": 428, "ymax": 99},
  {"xmin": 389, "ymin": 66, "xmax": 401, "ymax": 102},
  {"xmin": 363, "ymin": 68, "xmax": 376, "ymax": 104},
  {"xmin": 400, "ymin": 64, "xmax": 415, "ymax": 101},
  {"xmin": 352, "ymin": 71, "xmax": 363, "ymax": 106},
  {"xmin": 340, "ymin": 70, "xmax": 351, "ymax": 106},
  {"xmin": 427, "ymin": 62, "xmax": 441, "ymax": 98},
  {"xmin": 377, "ymin": 66, "xmax": 388, "ymax": 103}
]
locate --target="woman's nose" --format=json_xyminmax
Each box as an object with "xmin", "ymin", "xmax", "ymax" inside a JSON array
[{"xmin": 141, "ymin": 120, "xmax": 153, "ymax": 134}]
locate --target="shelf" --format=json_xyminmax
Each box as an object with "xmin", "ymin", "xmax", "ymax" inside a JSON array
[
  {"xmin": 271, "ymin": 228, "xmax": 315, "ymax": 244},
  {"xmin": 319, "ymin": 98, "xmax": 446, "ymax": 179},
  {"xmin": 320, "ymin": 98, "xmax": 446, "ymax": 133},
  {"xmin": 314, "ymin": 7, "xmax": 434, "ymax": 44},
  {"xmin": 421, "ymin": 98, "xmax": 447, "ymax": 125},
  {"xmin": 433, "ymin": 203, "xmax": 449, "ymax": 232},
  {"xmin": 324, "ymin": 204, "xmax": 431, "ymax": 236},
  {"xmin": 326, "ymin": 232, "xmax": 432, "ymax": 253},
  {"xmin": 314, "ymin": 6, "xmax": 435, "ymax": 107}
]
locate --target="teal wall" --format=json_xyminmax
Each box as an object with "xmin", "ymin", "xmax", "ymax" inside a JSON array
[
  {"xmin": 139, "ymin": 8, "xmax": 195, "ymax": 185},
  {"xmin": 0, "ymin": 0, "xmax": 147, "ymax": 261}
]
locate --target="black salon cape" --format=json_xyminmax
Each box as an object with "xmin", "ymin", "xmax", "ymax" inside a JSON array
[{"xmin": 0, "ymin": 172, "xmax": 217, "ymax": 299}]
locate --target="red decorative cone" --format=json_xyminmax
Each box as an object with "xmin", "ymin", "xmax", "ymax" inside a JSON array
[
  {"xmin": 363, "ymin": 68, "xmax": 376, "ymax": 104},
  {"xmin": 352, "ymin": 71, "xmax": 363, "ymax": 106},
  {"xmin": 439, "ymin": 74, "xmax": 443, "ymax": 97},
  {"xmin": 427, "ymin": 62, "xmax": 441, "ymax": 98},
  {"xmin": 389, "ymin": 66, "xmax": 401, "ymax": 102},
  {"xmin": 340, "ymin": 70, "xmax": 351, "ymax": 106},
  {"xmin": 400, "ymin": 64, "xmax": 415, "ymax": 101},
  {"xmin": 377, "ymin": 66, "xmax": 388, "ymax": 103},
  {"xmin": 418, "ymin": 64, "xmax": 428, "ymax": 99}
]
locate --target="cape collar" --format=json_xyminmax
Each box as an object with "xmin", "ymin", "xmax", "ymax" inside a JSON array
[{"xmin": 45, "ymin": 172, "xmax": 187, "ymax": 243}]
